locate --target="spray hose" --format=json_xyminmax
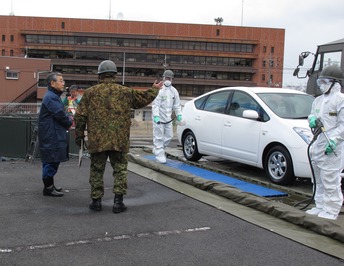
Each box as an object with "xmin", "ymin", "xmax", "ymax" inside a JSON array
[
  {"xmin": 294, "ymin": 125, "xmax": 322, "ymax": 210},
  {"xmin": 156, "ymin": 118, "xmax": 175, "ymax": 125}
]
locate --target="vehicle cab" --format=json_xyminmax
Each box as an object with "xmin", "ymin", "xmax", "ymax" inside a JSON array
[{"xmin": 293, "ymin": 38, "xmax": 344, "ymax": 96}]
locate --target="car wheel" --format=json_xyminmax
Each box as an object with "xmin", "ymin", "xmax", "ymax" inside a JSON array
[
  {"xmin": 264, "ymin": 146, "xmax": 295, "ymax": 185},
  {"xmin": 182, "ymin": 131, "xmax": 202, "ymax": 161}
]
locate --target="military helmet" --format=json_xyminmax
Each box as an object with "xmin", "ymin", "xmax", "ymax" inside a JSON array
[
  {"xmin": 97, "ymin": 60, "xmax": 117, "ymax": 74},
  {"xmin": 163, "ymin": 70, "xmax": 174, "ymax": 79},
  {"xmin": 319, "ymin": 65, "xmax": 344, "ymax": 81}
]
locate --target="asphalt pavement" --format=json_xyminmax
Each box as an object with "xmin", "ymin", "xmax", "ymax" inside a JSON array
[{"xmin": 1, "ymin": 148, "xmax": 344, "ymax": 265}]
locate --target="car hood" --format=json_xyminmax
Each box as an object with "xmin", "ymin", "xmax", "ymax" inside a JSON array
[{"xmin": 283, "ymin": 118, "xmax": 309, "ymax": 128}]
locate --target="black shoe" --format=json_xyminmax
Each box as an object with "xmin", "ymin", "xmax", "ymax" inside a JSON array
[
  {"xmin": 113, "ymin": 194, "xmax": 127, "ymax": 213},
  {"xmin": 52, "ymin": 177, "xmax": 62, "ymax": 192},
  {"xmin": 43, "ymin": 186, "xmax": 64, "ymax": 197},
  {"xmin": 89, "ymin": 199, "xmax": 102, "ymax": 211},
  {"xmin": 54, "ymin": 185, "xmax": 63, "ymax": 192}
]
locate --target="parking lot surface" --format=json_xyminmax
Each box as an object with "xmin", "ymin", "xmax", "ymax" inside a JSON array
[{"xmin": 1, "ymin": 149, "xmax": 344, "ymax": 265}]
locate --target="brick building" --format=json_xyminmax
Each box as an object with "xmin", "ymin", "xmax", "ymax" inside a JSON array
[
  {"xmin": 0, "ymin": 15, "xmax": 285, "ymax": 103},
  {"xmin": 0, "ymin": 56, "xmax": 50, "ymax": 103}
]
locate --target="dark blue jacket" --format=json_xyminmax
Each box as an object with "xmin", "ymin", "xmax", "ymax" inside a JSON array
[{"xmin": 38, "ymin": 87, "xmax": 72, "ymax": 163}]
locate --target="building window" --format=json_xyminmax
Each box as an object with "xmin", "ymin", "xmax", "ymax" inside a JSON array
[
  {"xmin": 61, "ymin": 22, "xmax": 65, "ymax": 29},
  {"xmin": 1, "ymin": 49, "xmax": 5, "ymax": 56},
  {"xmin": 2, "ymin": 35, "xmax": 5, "ymax": 41},
  {"xmin": 263, "ymin": 46, "xmax": 266, "ymax": 53},
  {"xmin": 271, "ymin": 46, "xmax": 274, "ymax": 53},
  {"xmin": 24, "ymin": 33, "xmax": 255, "ymax": 54},
  {"xmin": 142, "ymin": 110, "xmax": 152, "ymax": 121},
  {"xmin": 262, "ymin": 74, "xmax": 265, "ymax": 81},
  {"xmin": 5, "ymin": 70, "xmax": 19, "ymax": 80},
  {"xmin": 10, "ymin": 35, "xmax": 14, "ymax": 42},
  {"xmin": 10, "ymin": 50, "xmax": 13, "ymax": 56},
  {"xmin": 262, "ymin": 60, "xmax": 266, "ymax": 67}
]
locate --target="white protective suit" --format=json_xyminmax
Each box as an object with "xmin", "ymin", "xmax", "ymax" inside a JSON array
[
  {"xmin": 152, "ymin": 83, "xmax": 181, "ymax": 163},
  {"xmin": 308, "ymin": 82, "xmax": 344, "ymax": 219}
]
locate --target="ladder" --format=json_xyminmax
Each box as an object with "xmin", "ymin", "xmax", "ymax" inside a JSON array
[{"xmin": 26, "ymin": 124, "xmax": 38, "ymax": 163}]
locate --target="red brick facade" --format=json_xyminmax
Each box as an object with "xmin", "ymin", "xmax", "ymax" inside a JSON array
[{"xmin": 0, "ymin": 15, "xmax": 285, "ymax": 101}]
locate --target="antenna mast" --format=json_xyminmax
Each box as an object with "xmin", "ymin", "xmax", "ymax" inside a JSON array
[
  {"xmin": 241, "ymin": 0, "xmax": 244, "ymax": 26},
  {"xmin": 109, "ymin": 0, "xmax": 112, "ymax": 20},
  {"xmin": 10, "ymin": 0, "xmax": 14, "ymax": 16}
]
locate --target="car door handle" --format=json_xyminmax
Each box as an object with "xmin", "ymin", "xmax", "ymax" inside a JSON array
[
  {"xmin": 224, "ymin": 121, "xmax": 232, "ymax": 127},
  {"xmin": 195, "ymin": 116, "xmax": 201, "ymax": 121}
]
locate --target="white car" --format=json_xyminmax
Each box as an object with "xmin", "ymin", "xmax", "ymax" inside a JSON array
[{"xmin": 177, "ymin": 87, "xmax": 315, "ymax": 185}]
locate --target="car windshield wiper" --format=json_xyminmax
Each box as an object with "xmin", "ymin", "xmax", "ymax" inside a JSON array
[{"xmin": 293, "ymin": 116, "xmax": 308, "ymax": 119}]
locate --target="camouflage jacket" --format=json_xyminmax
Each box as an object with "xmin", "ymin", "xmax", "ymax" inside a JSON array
[{"xmin": 74, "ymin": 78, "xmax": 159, "ymax": 153}]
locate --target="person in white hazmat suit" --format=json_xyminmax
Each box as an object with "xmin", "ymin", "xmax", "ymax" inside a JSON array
[
  {"xmin": 306, "ymin": 65, "xmax": 344, "ymax": 220},
  {"xmin": 152, "ymin": 70, "xmax": 182, "ymax": 163}
]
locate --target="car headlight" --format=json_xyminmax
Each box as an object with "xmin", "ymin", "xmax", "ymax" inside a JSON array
[{"xmin": 293, "ymin": 127, "xmax": 313, "ymax": 144}]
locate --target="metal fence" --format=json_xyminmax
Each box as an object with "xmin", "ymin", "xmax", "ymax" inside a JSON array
[
  {"xmin": 0, "ymin": 111, "xmax": 176, "ymax": 158},
  {"xmin": 0, "ymin": 103, "xmax": 41, "ymax": 115}
]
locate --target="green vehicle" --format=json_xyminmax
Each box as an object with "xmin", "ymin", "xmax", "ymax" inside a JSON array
[{"xmin": 293, "ymin": 38, "xmax": 344, "ymax": 96}]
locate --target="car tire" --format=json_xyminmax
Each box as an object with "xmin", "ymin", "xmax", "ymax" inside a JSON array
[
  {"xmin": 264, "ymin": 145, "xmax": 295, "ymax": 185},
  {"xmin": 182, "ymin": 131, "xmax": 202, "ymax": 161}
]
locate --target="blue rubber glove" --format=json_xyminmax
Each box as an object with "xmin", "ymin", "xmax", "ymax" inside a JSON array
[
  {"xmin": 153, "ymin": 116, "xmax": 160, "ymax": 123},
  {"xmin": 308, "ymin": 115, "xmax": 317, "ymax": 128},
  {"xmin": 325, "ymin": 139, "xmax": 337, "ymax": 154},
  {"xmin": 177, "ymin": 114, "xmax": 182, "ymax": 122}
]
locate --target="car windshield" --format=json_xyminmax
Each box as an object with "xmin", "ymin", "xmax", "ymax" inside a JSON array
[{"xmin": 257, "ymin": 93, "xmax": 314, "ymax": 119}]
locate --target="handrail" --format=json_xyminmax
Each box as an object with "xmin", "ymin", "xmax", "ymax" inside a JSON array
[{"xmin": 0, "ymin": 82, "xmax": 39, "ymax": 114}]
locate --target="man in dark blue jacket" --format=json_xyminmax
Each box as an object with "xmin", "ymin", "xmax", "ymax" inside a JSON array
[{"xmin": 38, "ymin": 72, "xmax": 73, "ymax": 197}]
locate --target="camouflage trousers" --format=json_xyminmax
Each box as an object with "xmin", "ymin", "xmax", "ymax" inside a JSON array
[{"xmin": 89, "ymin": 150, "xmax": 128, "ymax": 199}]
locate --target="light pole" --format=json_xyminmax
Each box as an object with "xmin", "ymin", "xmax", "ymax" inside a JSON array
[
  {"xmin": 163, "ymin": 54, "xmax": 168, "ymax": 70},
  {"xmin": 122, "ymin": 52, "xmax": 126, "ymax": 85}
]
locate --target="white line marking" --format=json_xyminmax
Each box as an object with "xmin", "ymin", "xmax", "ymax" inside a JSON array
[{"xmin": 0, "ymin": 227, "xmax": 210, "ymax": 254}]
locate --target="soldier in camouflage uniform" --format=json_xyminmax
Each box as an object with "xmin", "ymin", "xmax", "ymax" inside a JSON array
[{"xmin": 74, "ymin": 60, "xmax": 162, "ymax": 213}]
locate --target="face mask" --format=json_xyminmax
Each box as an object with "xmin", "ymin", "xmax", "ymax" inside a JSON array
[
  {"xmin": 317, "ymin": 78, "xmax": 333, "ymax": 94},
  {"xmin": 319, "ymin": 83, "xmax": 332, "ymax": 94},
  {"xmin": 164, "ymin": 80, "xmax": 172, "ymax": 87}
]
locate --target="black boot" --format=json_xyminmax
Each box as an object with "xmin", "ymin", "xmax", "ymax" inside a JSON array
[
  {"xmin": 52, "ymin": 176, "xmax": 63, "ymax": 192},
  {"xmin": 113, "ymin": 194, "xmax": 127, "ymax": 213},
  {"xmin": 89, "ymin": 198, "xmax": 102, "ymax": 211},
  {"xmin": 43, "ymin": 177, "xmax": 64, "ymax": 197}
]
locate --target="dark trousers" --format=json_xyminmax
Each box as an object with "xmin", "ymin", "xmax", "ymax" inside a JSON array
[{"xmin": 42, "ymin": 162, "xmax": 60, "ymax": 179}]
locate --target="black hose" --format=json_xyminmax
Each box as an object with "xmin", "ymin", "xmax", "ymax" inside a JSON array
[
  {"xmin": 294, "ymin": 127, "xmax": 321, "ymax": 210},
  {"xmin": 157, "ymin": 118, "xmax": 175, "ymax": 124}
]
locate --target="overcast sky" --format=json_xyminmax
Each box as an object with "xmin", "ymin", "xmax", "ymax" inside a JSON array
[{"xmin": 1, "ymin": 0, "xmax": 343, "ymax": 86}]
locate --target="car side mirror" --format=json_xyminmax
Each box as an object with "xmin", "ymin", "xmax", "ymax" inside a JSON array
[{"xmin": 242, "ymin": 110, "xmax": 259, "ymax": 120}]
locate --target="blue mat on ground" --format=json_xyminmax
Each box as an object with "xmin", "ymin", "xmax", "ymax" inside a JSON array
[{"xmin": 144, "ymin": 155, "xmax": 287, "ymax": 198}]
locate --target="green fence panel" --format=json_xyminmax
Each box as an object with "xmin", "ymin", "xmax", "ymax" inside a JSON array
[{"xmin": 0, "ymin": 115, "xmax": 33, "ymax": 158}]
